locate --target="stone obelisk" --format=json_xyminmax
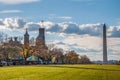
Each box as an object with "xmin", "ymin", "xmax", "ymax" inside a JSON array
[{"xmin": 103, "ymin": 24, "xmax": 108, "ymax": 64}]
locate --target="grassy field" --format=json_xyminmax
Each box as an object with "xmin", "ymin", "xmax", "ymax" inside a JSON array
[{"xmin": 0, "ymin": 65, "xmax": 120, "ymax": 80}]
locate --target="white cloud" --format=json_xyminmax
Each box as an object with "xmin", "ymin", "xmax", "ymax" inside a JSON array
[
  {"xmin": 109, "ymin": 26, "xmax": 120, "ymax": 37},
  {"xmin": 41, "ymin": 21, "xmax": 55, "ymax": 29},
  {"xmin": 0, "ymin": 10, "xmax": 22, "ymax": 14},
  {"xmin": 57, "ymin": 35, "xmax": 102, "ymax": 51},
  {"xmin": 52, "ymin": 34, "xmax": 120, "ymax": 61},
  {"xmin": 24, "ymin": 22, "xmax": 40, "ymax": 31},
  {"xmin": 0, "ymin": 18, "xmax": 120, "ymax": 38},
  {"xmin": 79, "ymin": 23, "xmax": 101, "ymax": 29},
  {"xmin": 57, "ymin": 16, "xmax": 72, "ymax": 20},
  {"xmin": 107, "ymin": 38, "xmax": 120, "ymax": 53},
  {"xmin": 0, "ymin": 0, "xmax": 40, "ymax": 5},
  {"xmin": 48, "ymin": 14, "xmax": 72, "ymax": 20},
  {"xmin": 0, "ymin": 25, "xmax": 10, "ymax": 30},
  {"xmin": 0, "ymin": 18, "xmax": 27, "ymax": 30}
]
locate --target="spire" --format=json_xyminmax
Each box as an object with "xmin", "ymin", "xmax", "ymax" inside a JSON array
[
  {"xmin": 9, "ymin": 37, "xmax": 13, "ymax": 42},
  {"xmin": 103, "ymin": 23, "xmax": 108, "ymax": 64},
  {"xmin": 24, "ymin": 28, "xmax": 29, "ymax": 36},
  {"xmin": 103, "ymin": 23, "xmax": 106, "ymax": 28},
  {"xmin": 24, "ymin": 28, "xmax": 29, "ymax": 48},
  {"xmin": 41, "ymin": 20, "xmax": 44, "ymax": 28}
]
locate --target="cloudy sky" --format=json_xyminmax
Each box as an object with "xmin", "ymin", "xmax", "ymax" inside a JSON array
[{"xmin": 0, "ymin": 0, "xmax": 120, "ymax": 61}]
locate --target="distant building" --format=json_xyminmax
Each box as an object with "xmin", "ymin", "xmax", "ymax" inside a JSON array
[
  {"xmin": 24, "ymin": 29, "xmax": 29, "ymax": 49},
  {"xmin": 3, "ymin": 27, "xmax": 47, "ymax": 50},
  {"xmin": 3, "ymin": 37, "xmax": 22, "ymax": 47},
  {"xmin": 35, "ymin": 28, "xmax": 47, "ymax": 49},
  {"xmin": 23, "ymin": 27, "xmax": 47, "ymax": 50}
]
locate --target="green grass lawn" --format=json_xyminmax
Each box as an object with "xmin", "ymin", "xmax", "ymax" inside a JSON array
[{"xmin": 0, "ymin": 65, "xmax": 120, "ymax": 80}]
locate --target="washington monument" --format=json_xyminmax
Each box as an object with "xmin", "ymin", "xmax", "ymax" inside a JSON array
[{"xmin": 103, "ymin": 24, "xmax": 108, "ymax": 64}]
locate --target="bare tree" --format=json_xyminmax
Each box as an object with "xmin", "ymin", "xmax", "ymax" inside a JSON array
[
  {"xmin": 0, "ymin": 32, "xmax": 8, "ymax": 45},
  {"xmin": 49, "ymin": 48, "xmax": 64, "ymax": 64},
  {"xmin": 79, "ymin": 55, "xmax": 91, "ymax": 64},
  {"xmin": 0, "ymin": 46, "xmax": 22, "ymax": 65},
  {"xmin": 64, "ymin": 50, "xmax": 79, "ymax": 64}
]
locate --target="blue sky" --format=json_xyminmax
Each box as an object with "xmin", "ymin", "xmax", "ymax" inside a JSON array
[
  {"xmin": 0, "ymin": 0, "xmax": 120, "ymax": 25},
  {"xmin": 0, "ymin": 0, "xmax": 120, "ymax": 61}
]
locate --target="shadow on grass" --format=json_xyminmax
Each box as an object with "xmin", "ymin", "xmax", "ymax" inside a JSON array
[{"xmin": 40, "ymin": 65, "xmax": 120, "ymax": 72}]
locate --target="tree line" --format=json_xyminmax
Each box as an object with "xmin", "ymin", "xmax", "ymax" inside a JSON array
[{"xmin": 0, "ymin": 46, "xmax": 91, "ymax": 65}]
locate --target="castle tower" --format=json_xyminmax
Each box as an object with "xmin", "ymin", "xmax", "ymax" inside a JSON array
[
  {"xmin": 14, "ymin": 37, "xmax": 18, "ymax": 42},
  {"xmin": 36, "ymin": 28, "xmax": 45, "ymax": 47},
  {"xmin": 9, "ymin": 37, "xmax": 13, "ymax": 43},
  {"xmin": 24, "ymin": 29, "xmax": 29, "ymax": 48},
  {"xmin": 9, "ymin": 37, "xmax": 13, "ymax": 46},
  {"xmin": 103, "ymin": 24, "xmax": 108, "ymax": 64}
]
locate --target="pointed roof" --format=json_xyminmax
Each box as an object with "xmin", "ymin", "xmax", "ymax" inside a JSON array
[
  {"xmin": 103, "ymin": 23, "xmax": 107, "ymax": 32},
  {"xmin": 26, "ymin": 55, "xmax": 39, "ymax": 61},
  {"xmin": 103, "ymin": 23, "xmax": 106, "ymax": 27},
  {"xmin": 24, "ymin": 28, "xmax": 29, "ymax": 36},
  {"xmin": 41, "ymin": 20, "xmax": 44, "ymax": 28},
  {"xmin": 9, "ymin": 37, "xmax": 13, "ymax": 42}
]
